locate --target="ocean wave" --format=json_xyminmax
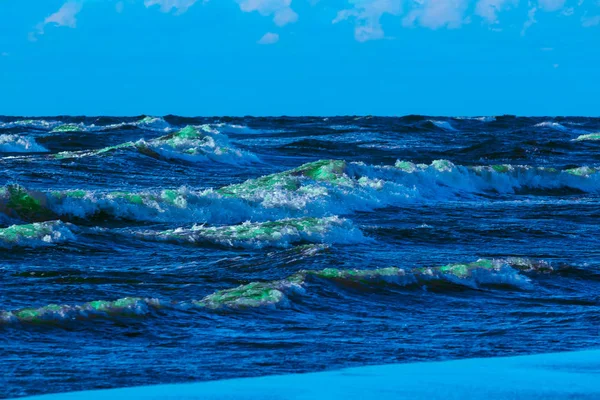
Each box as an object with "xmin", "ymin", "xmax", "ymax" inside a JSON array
[
  {"xmin": 428, "ymin": 120, "xmax": 456, "ymax": 131},
  {"xmin": 89, "ymin": 116, "xmax": 172, "ymax": 133},
  {"xmin": 50, "ymin": 124, "xmax": 86, "ymax": 133},
  {"xmin": 0, "ymin": 221, "xmax": 76, "ymax": 249},
  {"xmin": 0, "ymin": 297, "xmax": 161, "ymax": 325},
  {"xmin": 454, "ymin": 116, "xmax": 496, "ymax": 122},
  {"xmin": 533, "ymin": 121, "xmax": 589, "ymax": 135},
  {"xmin": 128, "ymin": 216, "xmax": 364, "ymax": 249},
  {"xmin": 211, "ymin": 123, "xmax": 264, "ymax": 135},
  {"xmin": 55, "ymin": 141, "xmax": 137, "ymax": 159},
  {"xmin": 384, "ymin": 159, "xmax": 600, "ymax": 194},
  {"xmin": 0, "ymin": 134, "xmax": 48, "ymax": 153},
  {"xmin": 0, "ymin": 119, "xmax": 61, "ymax": 130},
  {"xmin": 198, "ymin": 258, "xmax": 545, "ymax": 310},
  {"xmin": 574, "ymin": 133, "xmax": 600, "ymax": 142},
  {"xmin": 534, "ymin": 121, "xmax": 569, "ymax": 131},
  {"xmin": 23, "ymin": 117, "xmax": 173, "ymax": 134},
  {"xmin": 55, "ymin": 125, "xmax": 259, "ymax": 165},
  {"xmin": 0, "ymin": 258, "xmax": 549, "ymax": 324},
  {"xmin": 3, "ymin": 160, "xmax": 600, "ymax": 223}
]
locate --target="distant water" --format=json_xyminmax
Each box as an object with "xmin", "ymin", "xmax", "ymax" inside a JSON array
[{"xmin": 1, "ymin": 115, "xmax": 600, "ymax": 398}]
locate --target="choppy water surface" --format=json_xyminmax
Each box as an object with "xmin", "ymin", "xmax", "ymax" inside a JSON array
[{"xmin": 1, "ymin": 115, "xmax": 600, "ymax": 398}]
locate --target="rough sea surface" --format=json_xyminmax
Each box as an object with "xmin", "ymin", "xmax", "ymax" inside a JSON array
[{"xmin": 1, "ymin": 115, "xmax": 599, "ymax": 398}]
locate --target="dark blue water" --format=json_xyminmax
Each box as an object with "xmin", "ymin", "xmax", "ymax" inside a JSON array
[{"xmin": 1, "ymin": 115, "xmax": 600, "ymax": 398}]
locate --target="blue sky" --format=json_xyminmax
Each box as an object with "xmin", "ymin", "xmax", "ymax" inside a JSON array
[{"xmin": 0, "ymin": 0, "xmax": 598, "ymax": 116}]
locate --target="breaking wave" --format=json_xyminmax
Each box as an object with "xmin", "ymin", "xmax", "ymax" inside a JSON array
[
  {"xmin": 534, "ymin": 121, "xmax": 590, "ymax": 135},
  {"xmin": 3, "ymin": 159, "xmax": 600, "ymax": 223},
  {"xmin": 55, "ymin": 125, "xmax": 259, "ymax": 165},
  {"xmin": 0, "ymin": 134, "xmax": 48, "ymax": 153},
  {"xmin": 454, "ymin": 116, "xmax": 496, "ymax": 122},
  {"xmin": 128, "ymin": 216, "xmax": 364, "ymax": 249},
  {"xmin": 428, "ymin": 120, "xmax": 456, "ymax": 131},
  {"xmin": 50, "ymin": 117, "xmax": 172, "ymax": 133},
  {"xmin": 0, "ymin": 258, "xmax": 554, "ymax": 325},
  {"xmin": 0, "ymin": 119, "xmax": 61, "ymax": 130},
  {"xmin": 0, "ymin": 221, "xmax": 76, "ymax": 249},
  {"xmin": 574, "ymin": 133, "xmax": 600, "ymax": 142}
]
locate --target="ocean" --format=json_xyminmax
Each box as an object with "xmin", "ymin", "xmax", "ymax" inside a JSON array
[{"xmin": 1, "ymin": 115, "xmax": 599, "ymax": 398}]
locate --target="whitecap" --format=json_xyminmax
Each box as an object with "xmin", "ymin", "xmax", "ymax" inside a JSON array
[{"xmin": 0, "ymin": 134, "xmax": 48, "ymax": 153}]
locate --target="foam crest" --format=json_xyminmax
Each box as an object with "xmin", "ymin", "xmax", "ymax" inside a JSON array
[
  {"xmin": 454, "ymin": 116, "xmax": 496, "ymax": 122},
  {"xmin": 212, "ymin": 123, "xmax": 262, "ymax": 134},
  {"xmin": 90, "ymin": 117, "xmax": 172, "ymax": 133},
  {"xmin": 55, "ymin": 125, "xmax": 259, "ymax": 165},
  {"xmin": 131, "ymin": 216, "xmax": 364, "ymax": 248},
  {"xmin": 428, "ymin": 120, "xmax": 456, "ymax": 131},
  {"xmin": 0, "ymin": 221, "xmax": 76, "ymax": 248},
  {"xmin": 51, "ymin": 124, "xmax": 85, "ymax": 133},
  {"xmin": 386, "ymin": 159, "xmax": 600, "ymax": 195},
  {"xmin": 0, "ymin": 258, "xmax": 551, "ymax": 323},
  {"xmin": 0, "ymin": 119, "xmax": 61, "ymax": 130},
  {"xmin": 131, "ymin": 116, "xmax": 171, "ymax": 132},
  {"xmin": 136, "ymin": 125, "xmax": 259, "ymax": 165},
  {"xmin": 196, "ymin": 259, "xmax": 535, "ymax": 310},
  {"xmin": 534, "ymin": 121, "xmax": 569, "ymax": 131},
  {"xmin": 574, "ymin": 133, "xmax": 600, "ymax": 142},
  {"xmin": 4, "ymin": 160, "xmax": 600, "ymax": 224},
  {"xmin": 1, "ymin": 297, "xmax": 161, "ymax": 324},
  {"xmin": 55, "ymin": 142, "xmax": 136, "ymax": 159},
  {"xmin": 0, "ymin": 134, "xmax": 48, "ymax": 153}
]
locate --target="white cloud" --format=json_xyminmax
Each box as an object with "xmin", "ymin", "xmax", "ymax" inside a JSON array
[
  {"xmin": 403, "ymin": 0, "xmax": 470, "ymax": 29},
  {"xmin": 521, "ymin": 6, "xmax": 537, "ymax": 35},
  {"xmin": 258, "ymin": 32, "xmax": 280, "ymax": 44},
  {"xmin": 238, "ymin": 0, "xmax": 298, "ymax": 26},
  {"xmin": 537, "ymin": 0, "xmax": 566, "ymax": 11},
  {"xmin": 475, "ymin": 0, "xmax": 518, "ymax": 23},
  {"xmin": 333, "ymin": 0, "xmax": 402, "ymax": 42},
  {"xmin": 333, "ymin": 0, "xmax": 588, "ymax": 41},
  {"xmin": 521, "ymin": 0, "xmax": 570, "ymax": 34},
  {"xmin": 30, "ymin": 1, "xmax": 83, "ymax": 41},
  {"xmin": 23, "ymin": 0, "xmax": 597, "ymax": 44},
  {"xmin": 582, "ymin": 14, "xmax": 600, "ymax": 26},
  {"xmin": 144, "ymin": 0, "xmax": 199, "ymax": 14},
  {"xmin": 45, "ymin": 1, "xmax": 82, "ymax": 28}
]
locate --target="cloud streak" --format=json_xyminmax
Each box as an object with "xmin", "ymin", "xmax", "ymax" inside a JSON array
[
  {"xmin": 258, "ymin": 32, "xmax": 280, "ymax": 44},
  {"xmin": 475, "ymin": 0, "xmax": 518, "ymax": 23},
  {"xmin": 402, "ymin": 0, "xmax": 470, "ymax": 30},
  {"xmin": 144, "ymin": 0, "xmax": 199, "ymax": 14},
  {"xmin": 238, "ymin": 0, "xmax": 298, "ymax": 26},
  {"xmin": 30, "ymin": 1, "xmax": 83, "ymax": 41},
  {"xmin": 28, "ymin": 0, "xmax": 598, "ymax": 43},
  {"xmin": 582, "ymin": 14, "xmax": 600, "ymax": 27},
  {"xmin": 333, "ymin": 0, "xmax": 403, "ymax": 42}
]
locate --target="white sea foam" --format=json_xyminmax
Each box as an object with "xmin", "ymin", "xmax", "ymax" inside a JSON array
[
  {"xmin": 5, "ymin": 160, "xmax": 600, "ymax": 225},
  {"xmin": 429, "ymin": 120, "xmax": 456, "ymax": 131},
  {"xmin": 0, "ymin": 134, "xmax": 48, "ymax": 153},
  {"xmin": 0, "ymin": 119, "xmax": 61, "ymax": 130},
  {"xmin": 573, "ymin": 133, "xmax": 600, "ymax": 142},
  {"xmin": 128, "ymin": 216, "xmax": 365, "ymax": 249},
  {"xmin": 533, "ymin": 121, "xmax": 589, "ymax": 134},
  {"xmin": 0, "ymin": 221, "xmax": 76, "ymax": 249},
  {"xmin": 137, "ymin": 125, "xmax": 260, "ymax": 165},
  {"xmin": 55, "ymin": 125, "xmax": 259, "ymax": 165},
  {"xmin": 454, "ymin": 116, "xmax": 496, "ymax": 122}
]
